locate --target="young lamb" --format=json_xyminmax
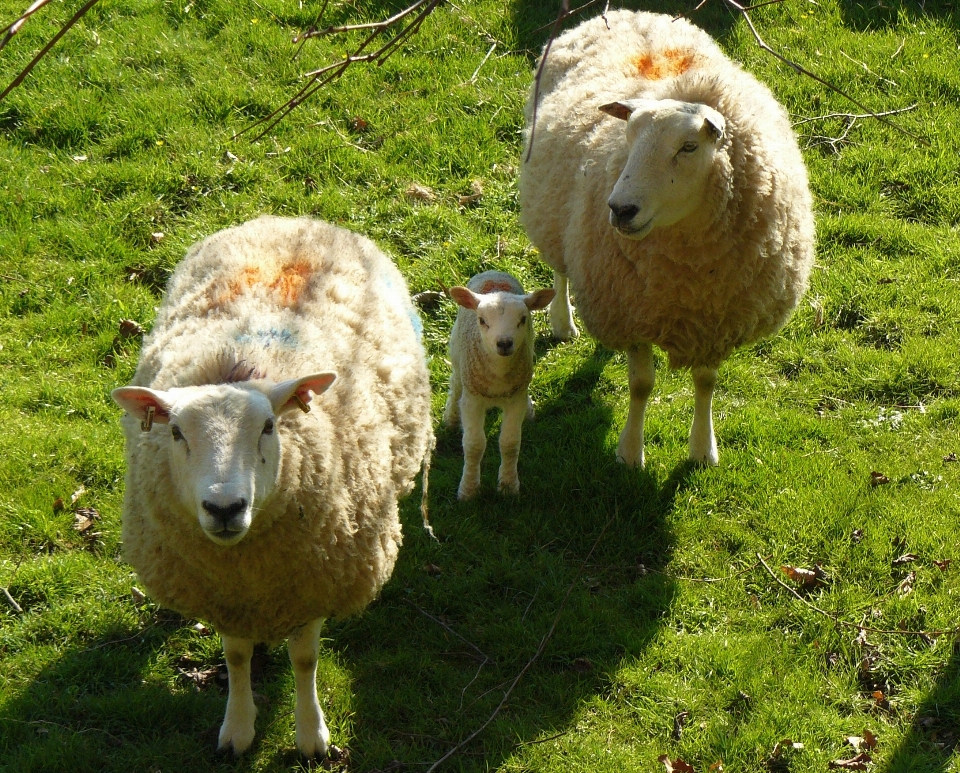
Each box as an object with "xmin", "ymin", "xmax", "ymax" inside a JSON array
[
  {"xmin": 111, "ymin": 216, "xmax": 432, "ymax": 758},
  {"xmin": 519, "ymin": 10, "xmax": 815, "ymax": 467},
  {"xmin": 442, "ymin": 271, "xmax": 554, "ymax": 500}
]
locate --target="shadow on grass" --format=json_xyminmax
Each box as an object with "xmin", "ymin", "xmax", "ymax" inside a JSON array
[
  {"xmin": 882, "ymin": 645, "xmax": 960, "ymax": 772},
  {"xmin": 330, "ymin": 341, "xmax": 691, "ymax": 771},
  {"xmin": 837, "ymin": 0, "xmax": 959, "ymax": 31},
  {"xmin": 0, "ymin": 613, "xmax": 293, "ymax": 772}
]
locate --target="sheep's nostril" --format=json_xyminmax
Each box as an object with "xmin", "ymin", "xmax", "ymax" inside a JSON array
[
  {"xmin": 609, "ymin": 203, "xmax": 639, "ymax": 223},
  {"xmin": 496, "ymin": 339, "xmax": 513, "ymax": 355},
  {"xmin": 202, "ymin": 499, "xmax": 247, "ymax": 527}
]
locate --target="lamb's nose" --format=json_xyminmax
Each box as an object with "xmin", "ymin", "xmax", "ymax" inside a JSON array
[
  {"xmin": 496, "ymin": 338, "xmax": 514, "ymax": 356},
  {"xmin": 202, "ymin": 499, "xmax": 247, "ymax": 527},
  {"xmin": 609, "ymin": 202, "xmax": 639, "ymax": 223}
]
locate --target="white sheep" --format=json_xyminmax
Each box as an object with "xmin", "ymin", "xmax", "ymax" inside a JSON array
[
  {"xmin": 442, "ymin": 271, "xmax": 554, "ymax": 499},
  {"xmin": 519, "ymin": 10, "xmax": 815, "ymax": 467},
  {"xmin": 111, "ymin": 216, "xmax": 432, "ymax": 758}
]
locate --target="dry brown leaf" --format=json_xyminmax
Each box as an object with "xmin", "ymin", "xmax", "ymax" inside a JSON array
[
  {"xmin": 571, "ymin": 657, "xmax": 594, "ymax": 673},
  {"xmin": 846, "ymin": 736, "xmax": 865, "ymax": 751},
  {"xmin": 193, "ymin": 622, "xmax": 211, "ymax": 636},
  {"xmin": 423, "ymin": 563, "xmax": 442, "ymax": 577},
  {"xmin": 672, "ymin": 710, "xmax": 690, "ymax": 740},
  {"xmin": 869, "ymin": 471, "xmax": 890, "ymax": 486},
  {"xmin": 891, "ymin": 553, "xmax": 918, "ymax": 566},
  {"xmin": 934, "ymin": 559, "xmax": 952, "ymax": 571},
  {"xmin": 709, "ymin": 763, "xmax": 724, "ymax": 772},
  {"xmin": 73, "ymin": 507, "xmax": 101, "ymax": 532},
  {"xmin": 897, "ymin": 571, "xmax": 916, "ymax": 597},
  {"xmin": 771, "ymin": 739, "xmax": 804, "ymax": 758},
  {"xmin": 70, "ymin": 485, "xmax": 86, "ymax": 505},
  {"xmin": 118, "ymin": 319, "xmax": 145, "ymax": 338},
  {"xmin": 828, "ymin": 752, "xmax": 872, "ymax": 770},
  {"xmin": 851, "ymin": 528, "xmax": 864, "ymax": 544},
  {"xmin": 781, "ymin": 565, "xmax": 826, "ymax": 587},
  {"xmin": 411, "ymin": 290, "xmax": 445, "ymax": 310},
  {"xmin": 943, "ymin": 452, "xmax": 957, "ymax": 463},
  {"xmin": 863, "ymin": 729, "xmax": 878, "ymax": 750},
  {"xmin": 53, "ymin": 497, "xmax": 65, "ymax": 513},
  {"xmin": 404, "ymin": 183, "xmax": 436, "ymax": 202},
  {"xmin": 177, "ymin": 664, "xmax": 221, "ymax": 689},
  {"xmin": 349, "ymin": 116, "xmax": 369, "ymax": 132},
  {"xmin": 131, "ymin": 586, "xmax": 146, "ymax": 605},
  {"xmin": 458, "ymin": 179, "xmax": 484, "ymax": 206},
  {"xmin": 659, "ymin": 755, "xmax": 695, "ymax": 773}
]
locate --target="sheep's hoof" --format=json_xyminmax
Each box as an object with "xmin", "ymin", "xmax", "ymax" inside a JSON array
[
  {"xmin": 688, "ymin": 450, "xmax": 719, "ymax": 467},
  {"xmin": 551, "ymin": 325, "xmax": 579, "ymax": 341},
  {"xmin": 217, "ymin": 728, "xmax": 255, "ymax": 758},
  {"xmin": 457, "ymin": 482, "xmax": 479, "ymax": 500},
  {"xmin": 295, "ymin": 726, "xmax": 330, "ymax": 760},
  {"xmin": 498, "ymin": 478, "xmax": 520, "ymax": 495},
  {"xmin": 615, "ymin": 437, "xmax": 644, "ymax": 469}
]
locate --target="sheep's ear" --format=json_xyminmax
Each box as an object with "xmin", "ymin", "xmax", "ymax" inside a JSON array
[
  {"xmin": 269, "ymin": 373, "xmax": 337, "ymax": 414},
  {"xmin": 524, "ymin": 288, "xmax": 556, "ymax": 311},
  {"xmin": 599, "ymin": 99, "xmax": 655, "ymax": 121},
  {"xmin": 112, "ymin": 387, "xmax": 172, "ymax": 425},
  {"xmin": 448, "ymin": 286, "xmax": 480, "ymax": 311},
  {"xmin": 701, "ymin": 107, "xmax": 725, "ymax": 141}
]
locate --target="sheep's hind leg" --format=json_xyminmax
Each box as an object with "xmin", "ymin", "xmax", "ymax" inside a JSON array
[
  {"xmin": 689, "ymin": 366, "xmax": 719, "ymax": 466},
  {"xmin": 442, "ymin": 363, "xmax": 462, "ymax": 428},
  {"xmin": 458, "ymin": 395, "xmax": 487, "ymax": 500},
  {"xmin": 497, "ymin": 396, "xmax": 527, "ymax": 495},
  {"xmin": 617, "ymin": 342, "xmax": 655, "ymax": 468},
  {"xmin": 218, "ymin": 634, "xmax": 257, "ymax": 755},
  {"xmin": 288, "ymin": 618, "xmax": 330, "ymax": 759},
  {"xmin": 550, "ymin": 271, "xmax": 579, "ymax": 340}
]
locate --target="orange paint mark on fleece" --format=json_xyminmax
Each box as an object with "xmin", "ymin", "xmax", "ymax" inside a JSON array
[
  {"xmin": 478, "ymin": 279, "xmax": 515, "ymax": 294},
  {"xmin": 633, "ymin": 48, "xmax": 698, "ymax": 80},
  {"xmin": 269, "ymin": 261, "xmax": 312, "ymax": 307}
]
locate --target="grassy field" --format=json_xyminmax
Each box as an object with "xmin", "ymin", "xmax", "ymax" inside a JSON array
[{"xmin": 1, "ymin": 0, "xmax": 959, "ymax": 770}]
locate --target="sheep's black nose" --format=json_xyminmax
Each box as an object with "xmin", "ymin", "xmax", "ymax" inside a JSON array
[
  {"xmin": 609, "ymin": 202, "xmax": 639, "ymax": 223},
  {"xmin": 202, "ymin": 499, "xmax": 247, "ymax": 527},
  {"xmin": 496, "ymin": 338, "xmax": 514, "ymax": 356}
]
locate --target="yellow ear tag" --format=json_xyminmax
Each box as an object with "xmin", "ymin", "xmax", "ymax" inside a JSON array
[
  {"xmin": 141, "ymin": 405, "xmax": 155, "ymax": 432},
  {"xmin": 292, "ymin": 394, "xmax": 311, "ymax": 413}
]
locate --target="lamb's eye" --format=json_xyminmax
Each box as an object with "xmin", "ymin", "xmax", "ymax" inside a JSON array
[
  {"xmin": 171, "ymin": 425, "xmax": 184, "ymax": 442},
  {"xmin": 478, "ymin": 317, "xmax": 488, "ymax": 327},
  {"xmin": 519, "ymin": 315, "xmax": 527, "ymax": 326},
  {"xmin": 263, "ymin": 418, "xmax": 275, "ymax": 435},
  {"xmin": 680, "ymin": 141, "xmax": 698, "ymax": 153}
]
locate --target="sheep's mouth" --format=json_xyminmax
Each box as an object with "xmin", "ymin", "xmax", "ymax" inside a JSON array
[
  {"xmin": 615, "ymin": 218, "xmax": 654, "ymax": 240},
  {"xmin": 204, "ymin": 525, "xmax": 249, "ymax": 545}
]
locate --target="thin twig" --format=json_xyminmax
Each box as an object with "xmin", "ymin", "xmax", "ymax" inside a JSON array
[
  {"xmin": 792, "ymin": 104, "xmax": 918, "ymax": 127},
  {"xmin": 423, "ymin": 515, "xmax": 613, "ymax": 773},
  {"xmin": 404, "ymin": 599, "xmax": 494, "ymax": 665},
  {"xmin": 525, "ymin": 0, "xmax": 569, "ymax": 164},
  {"xmin": 467, "ymin": 42, "xmax": 496, "ymax": 84},
  {"xmin": 0, "ymin": 0, "xmax": 54, "ymax": 52},
  {"xmin": 516, "ymin": 729, "xmax": 571, "ymax": 747},
  {"xmin": 756, "ymin": 553, "xmax": 960, "ymax": 638},
  {"xmin": 1, "ymin": 553, "xmax": 26, "ymax": 614},
  {"xmin": 0, "ymin": 0, "xmax": 103, "ymax": 102},
  {"xmin": 531, "ymin": 0, "xmax": 602, "ymax": 35},
  {"xmin": 75, "ymin": 620, "xmax": 160, "ymax": 653}
]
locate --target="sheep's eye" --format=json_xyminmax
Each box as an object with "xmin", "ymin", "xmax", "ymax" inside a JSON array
[
  {"xmin": 519, "ymin": 315, "xmax": 527, "ymax": 326},
  {"xmin": 171, "ymin": 425, "xmax": 184, "ymax": 442},
  {"xmin": 478, "ymin": 317, "xmax": 488, "ymax": 327},
  {"xmin": 680, "ymin": 141, "xmax": 699, "ymax": 153},
  {"xmin": 263, "ymin": 418, "xmax": 275, "ymax": 435}
]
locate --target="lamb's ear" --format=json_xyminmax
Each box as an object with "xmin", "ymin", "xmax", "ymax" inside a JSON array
[
  {"xmin": 701, "ymin": 107, "xmax": 725, "ymax": 141},
  {"xmin": 448, "ymin": 286, "xmax": 480, "ymax": 311},
  {"xmin": 524, "ymin": 288, "xmax": 556, "ymax": 311},
  {"xmin": 270, "ymin": 373, "xmax": 337, "ymax": 414},
  {"xmin": 598, "ymin": 99, "xmax": 652, "ymax": 121},
  {"xmin": 112, "ymin": 387, "xmax": 172, "ymax": 425}
]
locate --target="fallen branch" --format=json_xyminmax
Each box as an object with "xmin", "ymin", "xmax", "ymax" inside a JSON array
[
  {"xmin": 756, "ymin": 553, "xmax": 959, "ymax": 639},
  {"xmin": 1, "ymin": 553, "xmax": 25, "ymax": 614},
  {"xmin": 423, "ymin": 516, "xmax": 613, "ymax": 773}
]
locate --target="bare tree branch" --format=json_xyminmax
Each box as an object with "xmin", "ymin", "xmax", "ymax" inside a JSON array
[
  {"xmin": 524, "ymin": 0, "xmax": 568, "ymax": 163},
  {"xmin": 0, "ymin": 0, "xmax": 54, "ymax": 52}
]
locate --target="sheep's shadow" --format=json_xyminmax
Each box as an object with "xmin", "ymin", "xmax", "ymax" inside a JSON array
[
  {"xmin": 330, "ymin": 339, "xmax": 696, "ymax": 771},
  {"xmin": 0, "ymin": 611, "xmax": 285, "ymax": 772},
  {"xmin": 881, "ymin": 645, "xmax": 960, "ymax": 772},
  {"xmin": 837, "ymin": 0, "xmax": 959, "ymax": 31}
]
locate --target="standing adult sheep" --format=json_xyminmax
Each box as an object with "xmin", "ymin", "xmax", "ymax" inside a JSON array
[
  {"xmin": 112, "ymin": 216, "xmax": 432, "ymax": 757},
  {"xmin": 520, "ymin": 10, "xmax": 815, "ymax": 467}
]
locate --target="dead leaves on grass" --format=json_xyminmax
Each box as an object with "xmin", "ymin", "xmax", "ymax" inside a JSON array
[{"xmin": 780, "ymin": 564, "xmax": 828, "ymax": 588}]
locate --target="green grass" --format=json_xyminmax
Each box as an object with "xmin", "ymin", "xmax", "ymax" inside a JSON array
[{"xmin": 1, "ymin": 0, "xmax": 960, "ymax": 770}]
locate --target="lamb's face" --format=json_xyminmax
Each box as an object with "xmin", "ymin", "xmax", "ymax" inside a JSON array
[
  {"xmin": 601, "ymin": 98, "xmax": 726, "ymax": 240},
  {"xmin": 112, "ymin": 373, "xmax": 336, "ymax": 546},
  {"xmin": 450, "ymin": 287, "xmax": 555, "ymax": 358}
]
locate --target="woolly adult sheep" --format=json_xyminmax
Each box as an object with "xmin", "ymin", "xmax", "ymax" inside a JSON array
[
  {"xmin": 443, "ymin": 271, "xmax": 554, "ymax": 499},
  {"xmin": 111, "ymin": 216, "xmax": 432, "ymax": 757},
  {"xmin": 519, "ymin": 10, "xmax": 815, "ymax": 467}
]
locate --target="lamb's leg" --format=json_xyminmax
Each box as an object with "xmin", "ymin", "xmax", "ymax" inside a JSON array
[
  {"xmin": 288, "ymin": 618, "xmax": 330, "ymax": 759},
  {"xmin": 497, "ymin": 395, "xmax": 528, "ymax": 495},
  {"xmin": 550, "ymin": 271, "xmax": 579, "ymax": 340},
  {"xmin": 458, "ymin": 394, "xmax": 487, "ymax": 500},
  {"xmin": 442, "ymin": 361, "xmax": 462, "ymax": 428},
  {"xmin": 617, "ymin": 342, "xmax": 655, "ymax": 468},
  {"xmin": 689, "ymin": 365, "xmax": 719, "ymax": 466},
  {"xmin": 218, "ymin": 634, "xmax": 257, "ymax": 755}
]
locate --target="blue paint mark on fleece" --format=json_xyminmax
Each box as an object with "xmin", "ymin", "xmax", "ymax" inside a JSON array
[
  {"xmin": 235, "ymin": 328, "xmax": 298, "ymax": 348},
  {"xmin": 380, "ymin": 269, "xmax": 423, "ymax": 343}
]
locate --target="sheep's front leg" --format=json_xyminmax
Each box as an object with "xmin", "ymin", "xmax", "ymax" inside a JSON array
[
  {"xmin": 442, "ymin": 360, "xmax": 463, "ymax": 428},
  {"xmin": 288, "ymin": 618, "xmax": 330, "ymax": 759},
  {"xmin": 689, "ymin": 365, "xmax": 719, "ymax": 466},
  {"xmin": 218, "ymin": 634, "xmax": 257, "ymax": 755},
  {"xmin": 550, "ymin": 271, "xmax": 579, "ymax": 340},
  {"xmin": 458, "ymin": 394, "xmax": 487, "ymax": 500},
  {"xmin": 617, "ymin": 342, "xmax": 655, "ymax": 468},
  {"xmin": 497, "ymin": 395, "xmax": 528, "ymax": 495}
]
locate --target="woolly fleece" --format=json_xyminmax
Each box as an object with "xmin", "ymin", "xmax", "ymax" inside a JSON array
[
  {"xmin": 519, "ymin": 10, "xmax": 815, "ymax": 368},
  {"xmin": 118, "ymin": 216, "xmax": 432, "ymax": 643}
]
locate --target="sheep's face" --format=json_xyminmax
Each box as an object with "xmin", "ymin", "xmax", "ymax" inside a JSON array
[
  {"xmin": 450, "ymin": 286, "xmax": 555, "ymax": 358},
  {"xmin": 600, "ymin": 98, "xmax": 726, "ymax": 240},
  {"xmin": 112, "ymin": 373, "xmax": 336, "ymax": 546}
]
